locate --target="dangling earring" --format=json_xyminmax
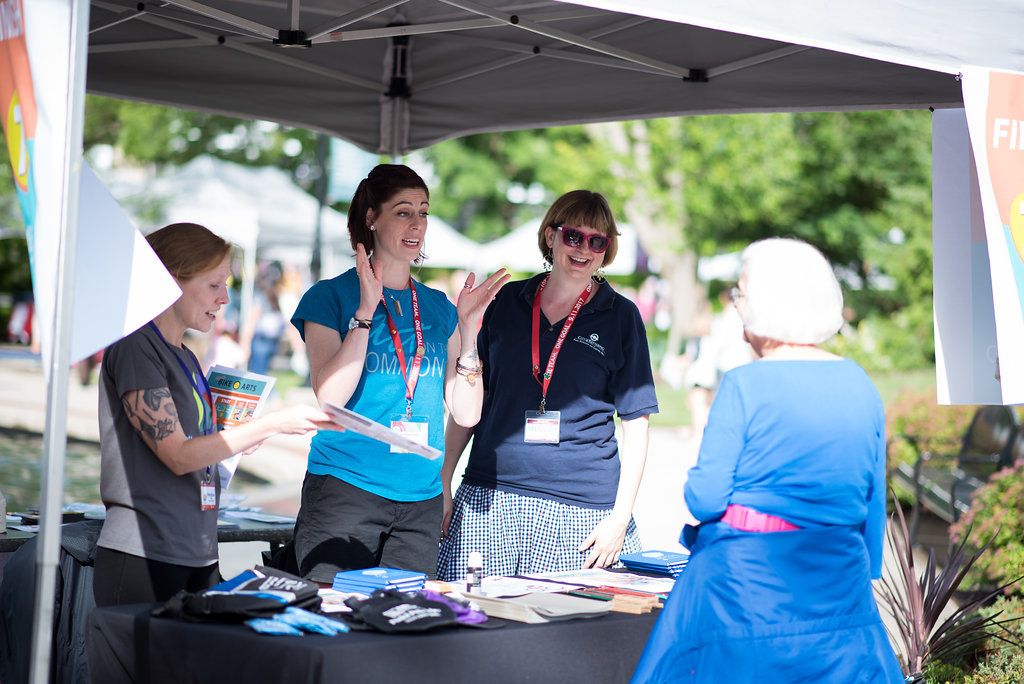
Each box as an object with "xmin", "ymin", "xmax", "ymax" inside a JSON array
[
  {"xmin": 543, "ymin": 248, "xmax": 553, "ymax": 272},
  {"xmin": 593, "ymin": 267, "xmax": 606, "ymax": 282}
]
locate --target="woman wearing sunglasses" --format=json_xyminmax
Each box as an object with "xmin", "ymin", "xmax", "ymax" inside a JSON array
[{"xmin": 438, "ymin": 190, "xmax": 659, "ymax": 580}]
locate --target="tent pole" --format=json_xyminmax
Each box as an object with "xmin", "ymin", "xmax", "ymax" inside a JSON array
[
  {"xmin": 29, "ymin": 1, "xmax": 90, "ymax": 682},
  {"xmin": 311, "ymin": 133, "xmax": 329, "ymax": 283}
]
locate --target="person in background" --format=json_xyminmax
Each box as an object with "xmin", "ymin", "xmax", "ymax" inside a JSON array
[
  {"xmin": 93, "ymin": 222, "xmax": 339, "ymax": 607},
  {"xmin": 242, "ymin": 262, "xmax": 287, "ymax": 375},
  {"xmin": 289, "ymin": 164, "xmax": 509, "ymax": 583},
  {"xmin": 438, "ymin": 190, "xmax": 659, "ymax": 581},
  {"xmin": 682, "ymin": 284, "xmax": 754, "ymax": 437},
  {"xmin": 204, "ymin": 315, "xmax": 247, "ymax": 372},
  {"xmin": 630, "ymin": 238, "xmax": 902, "ymax": 683}
]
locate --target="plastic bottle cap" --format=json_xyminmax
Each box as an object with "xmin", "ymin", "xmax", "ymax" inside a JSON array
[{"xmin": 467, "ymin": 551, "xmax": 483, "ymax": 567}]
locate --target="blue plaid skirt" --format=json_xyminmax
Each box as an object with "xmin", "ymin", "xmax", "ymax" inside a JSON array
[{"xmin": 437, "ymin": 484, "xmax": 642, "ymax": 581}]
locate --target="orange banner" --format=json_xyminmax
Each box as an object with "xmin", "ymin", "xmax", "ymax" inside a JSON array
[{"xmin": 0, "ymin": 0, "xmax": 37, "ymax": 229}]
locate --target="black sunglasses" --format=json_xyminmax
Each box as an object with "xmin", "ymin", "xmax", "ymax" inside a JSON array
[{"xmin": 553, "ymin": 226, "xmax": 610, "ymax": 254}]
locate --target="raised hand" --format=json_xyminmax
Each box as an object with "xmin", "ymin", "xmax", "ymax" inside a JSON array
[
  {"xmin": 354, "ymin": 243, "xmax": 383, "ymax": 318},
  {"xmin": 456, "ymin": 268, "xmax": 511, "ymax": 329}
]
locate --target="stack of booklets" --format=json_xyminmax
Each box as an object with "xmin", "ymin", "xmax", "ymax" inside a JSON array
[
  {"xmin": 619, "ymin": 550, "xmax": 690, "ymax": 577},
  {"xmin": 331, "ymin": 567, "xmax": 426, "ymax": 594}
]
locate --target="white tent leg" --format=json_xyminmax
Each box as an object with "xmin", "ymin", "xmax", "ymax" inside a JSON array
[{"xmin": 29, "ymin": 1, "xmax": 90, "ymax": 683}]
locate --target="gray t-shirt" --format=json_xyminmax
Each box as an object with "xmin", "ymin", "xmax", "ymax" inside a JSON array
[{"xmin": 97, "ymin": 323, "xmax": 220, "ymax": 566}]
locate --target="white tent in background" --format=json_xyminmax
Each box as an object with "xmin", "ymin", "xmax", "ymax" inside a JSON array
[
  {"xmin": 99, "ymin": 155, "xmax": 487, "ymax": 274},
  {"xmin": 478, "ymin": 220, "xmax": 640, "ymax": 276}
]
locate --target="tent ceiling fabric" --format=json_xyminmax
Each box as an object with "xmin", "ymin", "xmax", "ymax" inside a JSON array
[{"xmin": 87, "ymin": 0, "xmax": 969, "ymax": 156}]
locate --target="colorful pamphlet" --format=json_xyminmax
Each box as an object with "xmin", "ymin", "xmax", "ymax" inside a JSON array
[{"xmin": 205, "ymin": 365, "xmax": 276, "ymax": 488}]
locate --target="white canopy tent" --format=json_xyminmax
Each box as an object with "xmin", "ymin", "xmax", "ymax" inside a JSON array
[{"xmin": 25, "ymin": 1, "xmax": 1024, "ymax": 682}]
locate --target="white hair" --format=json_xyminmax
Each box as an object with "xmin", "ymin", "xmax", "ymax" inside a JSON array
[{"xmin": 738, "ymin": 238, "xmax": 844, "ymax": 345}]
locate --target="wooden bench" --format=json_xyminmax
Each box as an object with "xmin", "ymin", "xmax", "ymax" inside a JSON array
[{"xmin": 890, "ymin": 405, "xmax": 1020, "ymax": 543}]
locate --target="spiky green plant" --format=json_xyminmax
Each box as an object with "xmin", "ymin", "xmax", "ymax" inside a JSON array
[{"xmin": 875, "ymin": 492, "xmax": 1021, "ymax": 677}]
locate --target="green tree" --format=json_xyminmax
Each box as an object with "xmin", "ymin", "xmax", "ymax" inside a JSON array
[
  {"xmin": 422, "ymin": 111, "xmax": 934, "ymax": 369},
  {"xmin": 84, "ymin": 95, "xmax": 323, "ymax": 188}
]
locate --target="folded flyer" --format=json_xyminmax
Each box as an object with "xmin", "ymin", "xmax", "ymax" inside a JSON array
[
  {"xmin": 206, "ymin": 365, "xmax": 276, "ymax": 487},
  {"xmin": 323, "ymin": 402, "xmax": 442, "ymax": 460}
]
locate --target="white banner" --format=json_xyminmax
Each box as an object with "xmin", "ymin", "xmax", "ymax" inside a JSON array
[{"xmin": 932, "ymin": 109, "xmax": 1001, "ymax": 404}]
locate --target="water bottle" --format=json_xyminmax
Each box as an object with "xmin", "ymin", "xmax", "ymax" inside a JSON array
[{"xmin": 465, "ymin": 551, "xmax": 483, "ymax": 594}]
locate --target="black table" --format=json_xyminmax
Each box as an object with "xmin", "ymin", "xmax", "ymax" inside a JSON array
[
  {"xmin": 0, "ymin": 517, "xmax": 293, "ymax": 554},
  {"xmin": 87, "ymin": 601, "xmax": 659, "ymax": 684}
]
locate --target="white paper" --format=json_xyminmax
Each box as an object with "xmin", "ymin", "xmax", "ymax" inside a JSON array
[{"xmin": 323, "ymin": 403, "xmax": 442, "ymax": 460}]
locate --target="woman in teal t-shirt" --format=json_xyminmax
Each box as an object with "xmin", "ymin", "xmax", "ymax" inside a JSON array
[{"xmin": 290, "ymin": 164, "xmax": 508, "ymax": 582}]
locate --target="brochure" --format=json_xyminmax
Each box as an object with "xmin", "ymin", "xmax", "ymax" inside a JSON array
[
  {"xmin": 524, "ymin": 568, "xmax": 677, "ymax": 597},
  {"xmin": 206, "ymin": 365, "xmax": 277, "ymax": 488},
  {"xmin": 323, "ymin": 402, "xmax": 442, "ymax": 460},
  {"xmin": 462, "ymin": 592, "xmax": 611, "ymax": 623}
]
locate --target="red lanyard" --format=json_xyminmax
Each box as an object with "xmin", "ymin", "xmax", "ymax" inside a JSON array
[
  {"xmin": 381, "ymin": 278, "xmax": 425, "ymax": 417},
  {"xmin": 531, "ymin": 276, "xmax": 592, "ymax": 413}
]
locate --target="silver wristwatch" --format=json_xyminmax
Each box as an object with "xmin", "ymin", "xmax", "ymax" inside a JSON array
[{"xmin": 348, "ymin": 317, "xmax": 372, "ymax": 331}]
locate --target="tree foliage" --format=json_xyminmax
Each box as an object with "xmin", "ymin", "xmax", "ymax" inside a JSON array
[{"xmin": 421, "ymin": 110, "xmax": 935, "ymax": 366}]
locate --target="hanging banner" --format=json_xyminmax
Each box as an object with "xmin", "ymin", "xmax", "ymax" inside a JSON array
[
  {"xmin": 932, "ymin": 109, "xmax": 1001, "ymax": 404},
  {"xmin": 3, "ymin": 1, "xmax": 179, "ymax": 373},
  {"xmin": 0, "ymin": 0, "xmax": 38, "ymax": 262},
  {"xmin": 961, "ymin": 67, "xmax": 1024, "ymax": 404}
]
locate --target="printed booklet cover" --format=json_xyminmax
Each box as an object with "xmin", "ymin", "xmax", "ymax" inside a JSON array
[{"xmin": 206, "ymin": 365, "xmax": 276, "ymax": 488}]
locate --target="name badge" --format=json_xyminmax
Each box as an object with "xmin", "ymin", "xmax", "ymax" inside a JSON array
[
  {"xmin": 524, "ymin": 410, "xmax": 560, "ymax": 444},
  {"xmin": 390, "ymin": 414, "xmax": 429, "ymax": 453},
  {"xmin": 200, "ymin": 482, "xmax": 217, "ymax": 510}
]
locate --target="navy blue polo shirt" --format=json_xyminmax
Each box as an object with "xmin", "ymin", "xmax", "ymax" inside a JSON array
[{"xmin": 462, "ymin": 274, "xmax": 659, "ymax": 508}]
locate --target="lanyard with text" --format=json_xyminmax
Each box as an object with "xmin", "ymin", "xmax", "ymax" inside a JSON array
[
  {"xmin": 531, "ymin": 276, "xmax": 592, "ymax": 413},
  {"xmin": 380, "ymin": 278, "xmax": 425, "ymax": 418}
]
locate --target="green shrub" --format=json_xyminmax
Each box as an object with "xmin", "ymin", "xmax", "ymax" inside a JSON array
[
  {"xmin": 975, "ymin": 595, "xmax": 1024, "ymax": 652},
  {"xmin": 950, "ymin": 465, "xmax": 1024, "ymax": 595},
  {"xmin": 960, "ymin": 649, "xmax": 1024, "ymax": 683},
  {"xmin": 924, "ymin": 659, "xmax": 967, "ymax": 684}
]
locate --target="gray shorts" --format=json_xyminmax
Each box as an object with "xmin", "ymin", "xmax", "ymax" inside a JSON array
[{"xmin": 293, "ymin": 472, "xmax": 442, "ymax": 584}]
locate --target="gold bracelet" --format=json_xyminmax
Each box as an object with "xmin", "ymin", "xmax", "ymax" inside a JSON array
[{"xmin": 456, "ymin": 357, "xmax": 483, "ymax": 382}]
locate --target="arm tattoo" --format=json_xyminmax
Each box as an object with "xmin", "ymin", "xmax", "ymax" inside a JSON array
[
  {"xmin": 122, "ymin": 388, "xmax": 179, "ymax": 444},
  {"xmin": 143, "ymin": 387, "xmax": 171, "ymax": 412}
]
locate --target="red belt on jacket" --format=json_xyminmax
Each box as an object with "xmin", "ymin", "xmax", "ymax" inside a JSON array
[{"xmin": 721, "ymin": 504, "xmax": 801, "ymax": 533}]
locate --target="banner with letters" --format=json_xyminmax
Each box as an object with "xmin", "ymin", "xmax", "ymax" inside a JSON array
[{"xmin": 960, "ymin": 67, "xmax": 1024, "ymax": 404}]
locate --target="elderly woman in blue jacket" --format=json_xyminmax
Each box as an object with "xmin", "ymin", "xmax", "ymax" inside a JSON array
[{"xmin": 630, "ymin": 238, "xmax": 903, "ymax": 684}]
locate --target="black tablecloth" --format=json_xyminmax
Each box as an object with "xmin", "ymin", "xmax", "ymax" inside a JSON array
[{"xmin": 87, "ymin": 602, "xmax": 659, "ymax": 684}]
